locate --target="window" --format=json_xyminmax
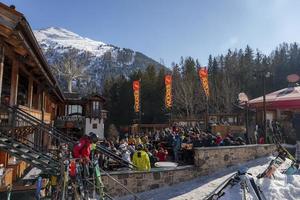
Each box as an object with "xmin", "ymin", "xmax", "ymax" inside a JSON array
[
  {"xmin": 17, "ymin": 71, "xmax": 29, "ymax": 106},
  {"xmin": 32, "ymin": 82, "xmax": 39, "ymax": 109},
  {"xmin": 91, "ymin": 101, "xmax": 101, "ymax": 116},
  {"xmin": 65, "ymin": 104, "xmax": 82, "ymax": 115},
  {"xmin": 92, "ymin": 123, "xmax": 97, "ymax": 129},
  {"xmin": 92, "ymin": 101, "xmax": 100, "ymax": 111},
  {"xmin": 1, "ymin": 57, "xmax": 12, "ymax": 104}
]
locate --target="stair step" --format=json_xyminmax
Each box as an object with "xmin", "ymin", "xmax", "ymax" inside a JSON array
[
  {"xmin": 13, "ymin": 143, "xmax": 19, "ymax": 148},
  {"xmin": 21, "ymin": 155, "xmax": 29, "ymax": 159},
  {"xmin": 40, "ymin": 159, "xmax": 49, "ymax": 164},
  {"xmin": 29, "ymin": 153, "xmax": 39, "ymax": 159},
  {"xmin": 0, "ymin": 137, "xmax": 8, "ymax": 142},
  {"xmin": 32, "ymin": 160, "xmax": 40, "ymax": 165},
  {"xmin": 0, "ymin": 144, "xmax": 6, "ymax": 147},
  {"xmin": 10, "ymin": 149, "xmax": 17, "ymax": 153},
  {"xmin": 19, "ymin": 148, "xmax": 29, "ymax": 153}
]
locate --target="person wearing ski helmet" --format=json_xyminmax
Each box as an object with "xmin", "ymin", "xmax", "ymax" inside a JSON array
[
  {"xmin": 132, "ymin": 144, "xmax": 151, "ymax": 171},
  {"xmin": 73, "ymin": 132, "xmax": 98, "ymax": 162}
]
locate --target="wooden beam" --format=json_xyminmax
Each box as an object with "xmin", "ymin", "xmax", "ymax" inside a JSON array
[
  {"xmin": 0, "ymin": 24, "xmax": 12, "ymax": 38},
  {"xmin": 28, "ymin": 75, "xmax": 33, "ymax": 108},
  {"xmin": 16, "ymin": 31, "xmax": 55, "ymax": 86},
  {"xmin": 10, "ymin": 58, "xmax": 19, "ymax": 106},
  {"xmin": 13, "ymin": 46, "xmax": 27, "ymax": 56},
  {"xmin": 0, "ymin": 44, "xmax": 4, "ymax": 100}
]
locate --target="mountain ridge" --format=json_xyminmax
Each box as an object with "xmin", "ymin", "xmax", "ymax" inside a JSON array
[{"xmin": 34, "ymin": 27, "xmax": 166, "ymax": 93}]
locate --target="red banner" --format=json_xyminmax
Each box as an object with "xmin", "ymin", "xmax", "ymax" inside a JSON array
[
  {"xmin": 199, "ymin": 68, "xmax": 209, "ymax": 97},
  {"xmin": 165, "ymin": 75, "xmax": 172, "ymax": 108},
  {"xmin": 133, "ymin": 80, "xmax": 140, "ymax": 112}
]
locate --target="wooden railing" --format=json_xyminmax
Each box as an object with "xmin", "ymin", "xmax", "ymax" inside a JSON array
[{"xmin": 18, "ymin": 105, "xmax": 51, "ymax": 124}]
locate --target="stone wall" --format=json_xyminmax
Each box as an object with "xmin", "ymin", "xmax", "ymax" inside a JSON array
[
  {"xmin": 103, "ymin": 144, "xmax": 276, "ymax": 197},
  {"xmin": 102, "ymin": 166, "xmax": 200, "ymax": 197},
  {"xmin": 194, "ymin": 144, "xmax": 276, "ymax": 175}
]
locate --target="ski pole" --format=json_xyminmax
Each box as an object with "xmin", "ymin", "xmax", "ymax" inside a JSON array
[
  {"xmin": 35, "ymin": 177, "xmax": 42, "ymax": 200},
  {"xmin": 7, "ymin": 184, "xmax": 12, "ymax": 200}
]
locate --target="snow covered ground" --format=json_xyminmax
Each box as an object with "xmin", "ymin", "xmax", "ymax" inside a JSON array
[{"xmin": 117, "ymin": 156, "xmax": 300, "ymax": 200}]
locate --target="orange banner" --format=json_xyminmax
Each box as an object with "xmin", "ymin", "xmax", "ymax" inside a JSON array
[
  {"xmin": 133, "ymin": 80, "xmax": 140, "ymax": 112},
  {"xmin": 165, "ymin": 75, "xmax": 172, "ymax": 108},
  {"xmin": 199, "ymin": 68, "xmax": 209, "ymax": 97}
]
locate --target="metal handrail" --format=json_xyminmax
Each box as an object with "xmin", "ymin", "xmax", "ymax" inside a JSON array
[
  {"xmin": 5, "ymin": 125, "xmax": 59, "ymax": 159},
  {"xmin": 2, "ymin": 131, "xmax": 60, "ymax": 164},
  {"xmin": 9, "ymin": 104, "xmax": 137, "ymax": 168},
  {"xmin": 100, "ymin": 169, "xmax": 142, "ymax": 200},
  {"xmin": 84, "ymin": 178, "xmax": 115, "ymax": 200}
]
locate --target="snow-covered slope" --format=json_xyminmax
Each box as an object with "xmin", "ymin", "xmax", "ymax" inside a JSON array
[
  {"xmin": 34, "ymin": 27, "xmax": 165, "ymax": 93},
  {"xmin": 117, "ymin": 157, "xmax": 300, "ymax": 200},
  {"xmin": 35, "ymin": 27, "xmax": 111, "ymax": 56}
]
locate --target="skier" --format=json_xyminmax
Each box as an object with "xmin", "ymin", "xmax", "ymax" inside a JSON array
[
  {"xmin": 73, "ymin": 132, "xmax": 99, "ymax": 163},
  {"xmin": 119, "ymin": 143, "xmax": 132, "ymax": 165},
  {"xmin": 132, "ymin": 144, "xmax": 151, "ymax": 171},
  {"xmin": 172, "ymin": 133, "xmax": 182, "ymax": 162}
]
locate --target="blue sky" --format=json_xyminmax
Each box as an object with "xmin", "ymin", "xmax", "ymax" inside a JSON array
[{"xmin": 2, "ymin": 0, "xmax": 300, "ymax": 66}]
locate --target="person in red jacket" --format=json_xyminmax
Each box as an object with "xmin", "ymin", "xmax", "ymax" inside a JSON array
[
  {"xmin": 155, "ymin": 147, "xmax": 168, "ymax": 161},
  {"xmin": 73, "ymin": 132, "xmax": 98, "ymax": 162},
  {"xmin": 258, "ymin": 136, "xmax": 265, "ymax": 144},
  {"xmin": 215, "ymin": 132, "xmax": 223, "ymax": 145}
]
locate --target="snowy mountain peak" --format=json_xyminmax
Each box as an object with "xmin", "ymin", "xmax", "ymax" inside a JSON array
[
  {"xmin": 34, "ymin": 27, "xmax": 165, "ymax": 93},
  {"xmin": 34, "ymin": 27, "xmax": 110, "ymax": 57}
]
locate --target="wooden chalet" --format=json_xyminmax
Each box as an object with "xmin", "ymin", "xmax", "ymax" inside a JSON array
[
  {"xmin": 55, "ymin": 92, "xmax": 107, "ymax": 139},
  {"xmin": 0, "ymin": 3, "xmax": 108, "ymax": 189},
  {"xmin": 0, "ymin": 3, "xmax": 64, "ymax": 120},
  {"xmin": 0, "ymin": 3, "xmax": 65, "ymax": 187}
]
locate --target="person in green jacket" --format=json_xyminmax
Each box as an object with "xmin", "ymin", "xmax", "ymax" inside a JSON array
[{"xmin": 132, "ymin": 144, "xmax": 151, "ymax": 171}]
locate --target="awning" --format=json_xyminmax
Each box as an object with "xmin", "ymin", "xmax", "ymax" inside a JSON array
[{"xmin": 248, "ymin": 86, "xmax": 300, "ymax": 109}]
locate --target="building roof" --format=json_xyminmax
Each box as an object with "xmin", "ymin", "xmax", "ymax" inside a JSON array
[
  {"xmin": 248, "ymin": 86, "xmax": 300, "ymax": 109},
  {"xmin": 0, "ymin": 3, "xmax": 64, "ymax": 102},
  {"xmin": 63, "ymin": 92, "xmax": 106, "ymax": 104}
]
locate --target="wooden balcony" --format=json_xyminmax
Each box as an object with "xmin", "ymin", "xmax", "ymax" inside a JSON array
[
  {"xmin": 18, "ymin": 105, "xmax": 51, "ymax": 124},
  {"xmin": 54, "ymin": 115, "xmax": 84, "ymax": 129}
]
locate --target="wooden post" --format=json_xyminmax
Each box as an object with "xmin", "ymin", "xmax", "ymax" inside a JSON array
[
  {"xmin": 10, "ymin": 59, "xmax": 19, "ymax": 106},
  {"xmin": 28, "ymin": 76, "xmax": 33, "ymax": 108},
  {"xmin": 0, "ymin": 45, "xmax": 4, "ymax": 101},
  {"xmin": 263, "ymin": 75, "xmax": 267, "ymax": 142},
  {"xmin": 41, "ymin": 90, "xmax": 45, "ymax": 149},
  {"xmin": 206, "ymin": 96, "xmax": 209, "ymax": 131}
]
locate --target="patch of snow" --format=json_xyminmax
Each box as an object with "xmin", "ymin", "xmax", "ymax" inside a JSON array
[
  {"xmin": 23, "ymin": 167, "xmax": 42, "ymax": 180},
  {"xmin": 117, "ymin": 157, "xmax": 300, "ymax": 200},
  {"xmin": 282, "ymin": 144, "xmax": 296, "ymax": 149},
  {"xmin": 111, "ymin": 48, "xmax": 119, "ymax": 63},
  {"xmin": 126, "ymin": 51, "xmax": 136, "ymax": 65},
  {"xmin": 34, "ymin": 27, "xmax": 113, "ymax": 57}
]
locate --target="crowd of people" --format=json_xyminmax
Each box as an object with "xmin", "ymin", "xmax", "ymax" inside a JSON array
[{"xmin": 97, "ymin": 126, "xmax": 247, "ymax": 171}]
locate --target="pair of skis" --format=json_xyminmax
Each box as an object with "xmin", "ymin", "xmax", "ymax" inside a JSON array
[
  {"xmin": 205, "ymin": 169, "xmax": 265, "ymax": 200},
  {"xmin": 205, "ymin": 172, "xmax": 240, "ymax": 200},
  {"xmin": 257, "ymin": 136, "xmax": 298, "ymax": 179},
  {"xmin": 257, "ymin": 154, "xmax": 286, "ymax": 179}
]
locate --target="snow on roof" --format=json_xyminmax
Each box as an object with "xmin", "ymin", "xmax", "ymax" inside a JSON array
[{"xmin": 249, "ymin": 86, "xmax": 300, "ymax": 104}]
